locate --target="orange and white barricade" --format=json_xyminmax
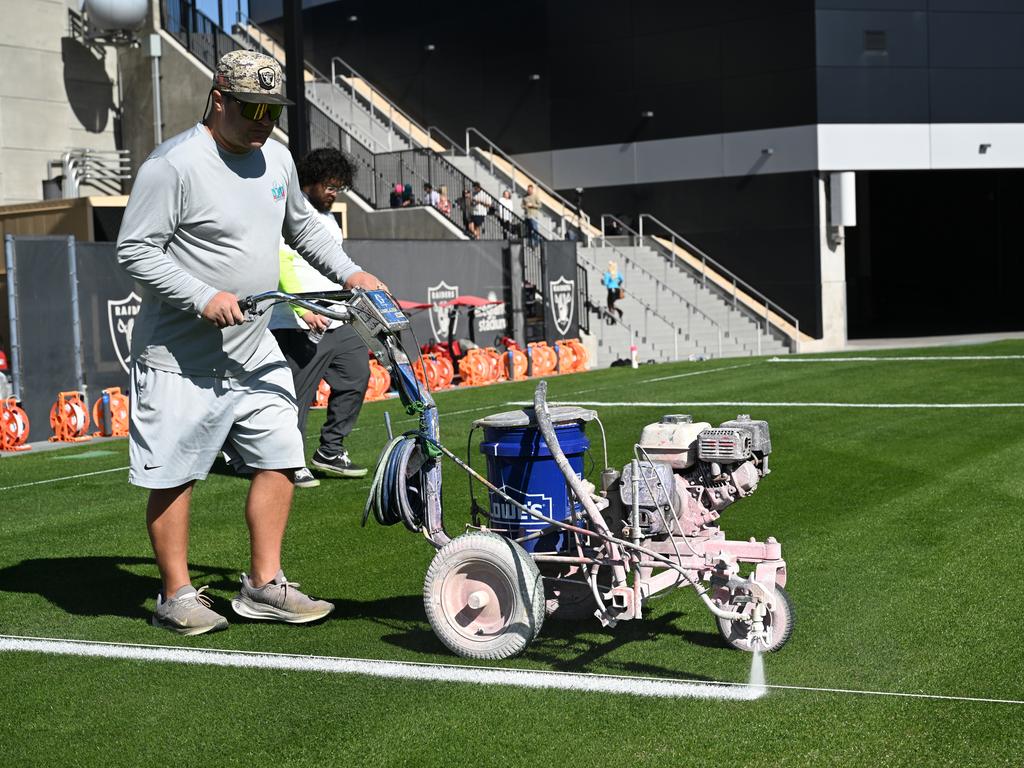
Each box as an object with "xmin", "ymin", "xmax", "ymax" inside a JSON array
[
  {"xmin": 312, "ymin": 379, "xmax": 331, "ymax": 409},
  {"xmin": 49, "ymin": 391, "xmax": 91, "ymax": 443},
  {"xmin": 433, "ymin": 353, "xmax": 455, "ymax": 389},
  {"xmin": 1, "ymin": 398, "xmax": 30, "ymax": 452},
  {"xmin": 364, "ymin": 358, "xmax": 391, "ymax": 401},
  {"xmin": 92, "ymin": 387, "xmax": 129, "ymax": 437},
  {"xmin": 499, "ymin": 348, "xmax": 528, "ymax": 381},
  {"xmin": 413, "ymin": 354, "xmax": 441, "ymax": 390},
  {"xmin": 528, "ymin": 342, "xmax": 558, "ymax": 376},
  {"xmin": 458, "ymin": 349, "xmax": 493, "ymax": 387}
]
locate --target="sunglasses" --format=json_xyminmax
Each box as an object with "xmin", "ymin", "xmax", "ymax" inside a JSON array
[{"xmin": 227, "ymin": 94, "xmax": 284, "ymax": 122}]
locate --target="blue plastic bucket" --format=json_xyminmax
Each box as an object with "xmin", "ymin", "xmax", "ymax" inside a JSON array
[{"xmin": 478, "ymin": 413, "xmax": 590, "ymax": 553}]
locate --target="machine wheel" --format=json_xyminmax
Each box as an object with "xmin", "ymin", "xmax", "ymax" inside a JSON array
[
  {"xmin": 424, "ymin": 532, "xmax": 545, "ymax": 659},
  {"xmin": 715, "ymin": 585, "xmax": 794, "ymax": 653}
]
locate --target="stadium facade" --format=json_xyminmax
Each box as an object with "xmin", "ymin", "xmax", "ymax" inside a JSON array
[{"xmin": 253, "ymin": 0, "xmax": 1024, "ymax": 341}]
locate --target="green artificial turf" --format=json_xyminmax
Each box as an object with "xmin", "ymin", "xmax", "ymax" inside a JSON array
[{"xmin": 2, "ymin": 341, "xmax": 1023, "ymax": 766}]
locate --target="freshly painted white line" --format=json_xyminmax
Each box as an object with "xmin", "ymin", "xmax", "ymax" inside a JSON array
[
  {"xmin": 4, "ymin": 635, "xmax": 1021, "ymax": 705},
  {"xmin": 0, "ymin": 636, "xmax": 760, "ymax": 701},
  {"xmin": 0, "ymin": 466, "xmax": 129, "ymax": 492},
  {"xmin": 768, "ymin": 355, "xmax": 1024, "ymax": 363},
  {"xmin": 508, "ymin": 401, "xmax": 1024, "ymax": 410},
  {"xmin": 642, "ymin": 363, "xmax": 757, "ymax": 383}
]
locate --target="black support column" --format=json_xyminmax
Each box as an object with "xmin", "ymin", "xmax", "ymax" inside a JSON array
[{"xmin": 283, "ymin": 0, "xmax": 308, "ymax": 162}]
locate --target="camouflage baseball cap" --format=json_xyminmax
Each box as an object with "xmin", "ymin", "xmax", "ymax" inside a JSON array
[{"xmin": 213, "ymin": 50, "xmax": 293, "ymax": 105}]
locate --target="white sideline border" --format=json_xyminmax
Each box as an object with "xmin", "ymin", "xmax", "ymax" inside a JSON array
[
  {"xmin": 510, "ymin": 400, "xmax": 1024, "ymax": 409},
  {"xmin": 0, "ymin": 635, "xmax": 760, "ymax": 702},
  {"xmin": 3, "ymin": 635, "xmax": 1021, "ymax": 706},
  {"xmin": 769, "ymin": 355, "xmax": 1024, "ymax": 363}
]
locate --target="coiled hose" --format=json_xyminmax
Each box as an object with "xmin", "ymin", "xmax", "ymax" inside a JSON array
[{"xmin": 362, "ymin": 434, "xmax": 425, "ymax": 532}]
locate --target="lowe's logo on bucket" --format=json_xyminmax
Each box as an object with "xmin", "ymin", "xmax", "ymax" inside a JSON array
[{"xmin": 491, "ymin": 486, "xmax": 553, "ymax": 522}]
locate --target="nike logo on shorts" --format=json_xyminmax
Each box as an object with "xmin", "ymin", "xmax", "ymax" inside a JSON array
[{"xmin": 144, "ymin": 463, "xmax": 162, "ymax": 470}]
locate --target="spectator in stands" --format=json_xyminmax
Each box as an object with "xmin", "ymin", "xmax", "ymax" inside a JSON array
[
  {"xmin": 437, "ymin": 185, "xmax": 452, "ymax": 216},
  {"xmin": 470, "ymin": 181, "xmax": 491, "ymax": 239},
  {"xmin": 602, "ymin": 260, "xmax": 624, "ymax": 323},
  {"xmin": 402, "ymin": 183, "xmax": 414, "ymax": 206},
  {"xmin": 270, "ymin": 147, "xmax": 374, "ymax": 489},
  {"xmin": 523, "ymin": 184, "xmax": 541, "ymax": 247},
  {"xmin": 423, "ymin": 182, "xmax": 440, "ymax": 208},
  {"xmin": 389, "ymin": 183, "xmax": 403, "ymax": 208},
  {"xmin": 116, "ymin": 50, "xmax": 385, "ymax": 636},
  {"xmin": 460, "ymin": 188, "xmax": 473, "ymax": 235},
  {"xmin": 497, "ymin": 189, "xmax": 515, "ymax": 239}
]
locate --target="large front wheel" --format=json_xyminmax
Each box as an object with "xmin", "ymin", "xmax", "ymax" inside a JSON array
[{"xmin": 423, "ymin": 532, "xmax": 545, "ymax": 659}]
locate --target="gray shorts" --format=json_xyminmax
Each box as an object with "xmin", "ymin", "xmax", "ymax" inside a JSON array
[{"xmin": 128, "ymin": 361, "xmax": 305, "ymax": 489}]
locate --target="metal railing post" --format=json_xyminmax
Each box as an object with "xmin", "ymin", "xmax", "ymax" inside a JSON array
[
  {"xmin": 4, "ymin": 235, "xmax": 22, "ymax": 400},
  {"xmin": 66, "ymin": 236, "xmax": 87, "ymax": 403}
]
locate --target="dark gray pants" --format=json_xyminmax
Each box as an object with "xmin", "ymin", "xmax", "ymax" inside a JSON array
[{"xmin": 272, "ymin": 324, "xmax": 370, "ymax": 456}]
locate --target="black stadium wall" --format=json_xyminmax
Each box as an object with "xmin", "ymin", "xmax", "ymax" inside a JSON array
[{"xmin": 253, "ymin": 0, "xmax": 1024, "ymax": 340}]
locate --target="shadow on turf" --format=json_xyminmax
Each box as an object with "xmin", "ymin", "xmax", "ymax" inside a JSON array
[
  {"xmin": 375, "ymin": 603, "xmax": 728, "ymax": 680},
  {"xmin": 0, "ymin": 556, "xmax": 236, "ymax": 619}
]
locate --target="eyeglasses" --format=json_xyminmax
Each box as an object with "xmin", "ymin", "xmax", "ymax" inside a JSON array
[
  {"xmin": 323, "ymin": 184, "xmax": 342, "ymax": 194},
  {"xmin": 227, "ymin": 94, "xmax": 284, "ymax": 122}
]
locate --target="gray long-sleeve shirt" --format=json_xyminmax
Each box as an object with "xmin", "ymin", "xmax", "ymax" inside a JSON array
[{"xmin": 117, "ymin": 123, "xmax": 362, "ymax": 377}]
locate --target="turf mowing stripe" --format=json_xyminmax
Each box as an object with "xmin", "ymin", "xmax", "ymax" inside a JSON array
[
  {"xmin": 0, "ymin": 465, "xmax": 129, "ymax": 491},
  {"xmin": 768, "ymin": 355, "xmax": 1024, "ymax": 363},
  {"xmin": 511, "ymin": 401, "xmax": 1024, "ymax": 409},
  {"xmin": 0, "ymin": 635, "xmax": 761, "ymax": 702},
  {"xmin": 641, "ymin": 363, "xmax": 757, "ymax": 383}
]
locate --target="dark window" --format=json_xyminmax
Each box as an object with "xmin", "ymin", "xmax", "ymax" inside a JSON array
[{"xmin": 863, "ymin": 30, "xmax": 887, "ymax": 53}]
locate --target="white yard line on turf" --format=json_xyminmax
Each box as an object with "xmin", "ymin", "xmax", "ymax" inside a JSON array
[
  {"xmin": 510, "ymin": 401, "xmax": 1024, "ymax": 410},
  {"xmin": 0, "ymin": 466, "xmax": 129, "ymax": 492},
  {"xmin": 0, "ymin": 635, "xmax": 760, "ymax": 701},
  {"xmin": 641, "ymin": 362, "xmax": 757, "ymax": 383},
  {"xmin": 768, "ymin": 355, "xmax": 1024, "ymax": 363},
  {"xmin": 4, "ymin": 635, "xmax": 1021, "ymax": 705}
]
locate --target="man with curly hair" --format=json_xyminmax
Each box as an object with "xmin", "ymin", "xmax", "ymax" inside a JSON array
[{"xmin": 270, "ymin": 147, "xmax": 374, "ymax": 487}]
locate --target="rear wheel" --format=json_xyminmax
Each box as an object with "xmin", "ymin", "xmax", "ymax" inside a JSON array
[
  {"xmin": 715, "ymin": 585, "xmax": 794, "ymax": 652},
  {"xmin": 424, "ymin": 532, "xmax": 544, "ymax": 659}
]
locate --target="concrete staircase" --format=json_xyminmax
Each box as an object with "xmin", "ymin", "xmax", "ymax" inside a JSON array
[{"xmin": 577, "ymin": 241, "xmax": 791, "ymax": 367}]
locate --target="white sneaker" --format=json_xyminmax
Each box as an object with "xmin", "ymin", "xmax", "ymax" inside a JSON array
[{"xmin": 294, "ymin": 467, "xmax": 320, "ymax": 488}]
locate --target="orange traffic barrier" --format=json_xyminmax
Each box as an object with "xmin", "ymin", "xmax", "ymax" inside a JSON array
[
  {"xmin": 1, "ymin": 397, "xmax": 31, "ymax": 452},
  {"xmin": 433, "ymin": 353, "xmax": 455, "ymax": 389},
  {"xmin": 311, "ymin": 379, "xmax": 331, "ymax": 409},
  {"xmin": 458, "ymin": 349, "xmax": 494, "ymax": 386},
  {"xmin": 364, "ymin": 358, "xmax": 391, "ymax": 401},
  {"xmin": 413, "ymin": 355, "xmax": 441, "ymax": 390},
  {"xmin": 564, "ymin": 338, "xmax": 589, "ymax": 372},
  {"xmin": 499, "ymin": 348, "xmax": 529, "ymax": 381},
  {"xmin": 528, "ymin": 342, "xmax": 557, "ymax": 376},
  {"xmin": 49, "ymin": 391, "xmax": 91, "ymax": 443},
  {"xmin": 91, "ymin": 387, "xmax": 129, "ymax": 437},
  {"xmin": 480, "ymin": 347, "xmax": 504, "ymax": 381}
]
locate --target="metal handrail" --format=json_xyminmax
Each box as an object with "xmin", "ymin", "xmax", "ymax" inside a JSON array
[
  {"xmin": 464, "ymin": 127, "xmax": 595, "ymax": 235},
  {"xmin": 594, "ymin": 216, "xmax": 722, "ymax": 332},
  {"xmin": 330, "ymin": 55, "xmax": 444, "ymax": 154},
  {"xmin": 638, "ymin": 213, "xmax": 802, "ymax": 351},
  {"xmin": 427, "ymin": 126, "xmax": 463, "ymax": 156},
  {"xmin": 575, "ymin": 251, "xmax": 709, "ymax": 360},
  {"xmin": 228, "ymin": 16, "xmax": 384, "ymax": 152},
  {"xmin": 50, "ymin": 149, "xmax": 131, "ymax": 197}
]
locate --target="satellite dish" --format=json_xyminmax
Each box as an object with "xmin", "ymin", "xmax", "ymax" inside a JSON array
[{"xmin": 83, "ymin": 0, "xmax": 148, "ymax": 43}]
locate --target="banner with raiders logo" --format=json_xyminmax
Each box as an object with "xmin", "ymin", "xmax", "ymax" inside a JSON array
[
  {"xmin": 345, "ymin": 240, "xmax": 511, "ymax": 346},
  {"xmin": 540, "ymin": 241, "xmax": 580, "ymax": 341},
  {"xmin": 4, "ymin": 239, "xmax": 136, "ymax": 434}
]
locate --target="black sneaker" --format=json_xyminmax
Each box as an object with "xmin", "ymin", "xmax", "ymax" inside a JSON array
[{"xmin": 311, "ymin": 448, "xmax": 368, "ymax": 478}]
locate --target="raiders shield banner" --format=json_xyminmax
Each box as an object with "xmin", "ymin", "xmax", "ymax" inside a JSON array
[
  {"xmin": 107, "ymin": 291, "xmax": 142, "ymax": 374},
  {"xmin": 428, "ymin": 280, "xmax": 459, "ymax": 341}
]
